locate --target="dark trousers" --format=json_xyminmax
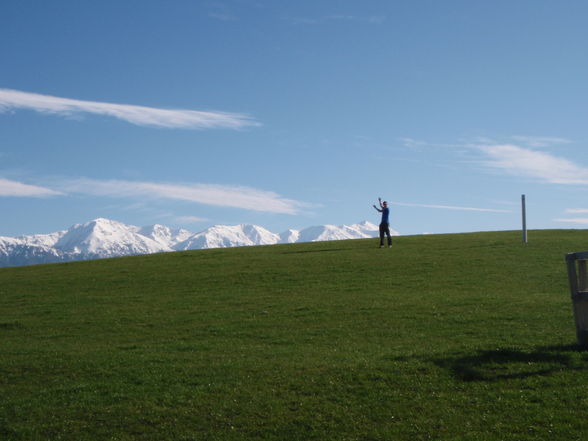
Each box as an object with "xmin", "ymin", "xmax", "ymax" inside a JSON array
[{"xmin": 379, "ymin": 222, "xmax": 392, "ymax": 246}]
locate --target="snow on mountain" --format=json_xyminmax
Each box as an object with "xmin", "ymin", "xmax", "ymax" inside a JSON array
[
  {"xmin": 175, "ymin": 224, "xmax": 279, "ymax": 250},
  {"xmin": 295, "ymin": 220, "xmax": 395, "ymax": 243},
  {"xmin": 0, "ymin": 218, "xmax": 400, "ymax": 267},
  {"xmin": 19, "ymin": 230, "xmax": 65, "ymax": 248},
  {"xmin": 54, "ymin": 218, "xmax": 169, "ymax": 257},
  {"xmin": 138, "ymin": 224, "xmax": 193, "ymax": 248},
  {"xmin": 0, "ymin": 235, "xmax": 65, "ymax": 267},
  {"xmin": 350, "ymin": 221, "xmax": 400, "ymax": 238},
  {"xmin": 350, "ymin": 221, "xmax": 381, "ymax": 236},
  {"xmin": 279, "ymin": 229, "xmax": 300, "ymax": 244},
  {"xmin": 0, "ymin": 236, "xmax": 22, "ymax": 254}
]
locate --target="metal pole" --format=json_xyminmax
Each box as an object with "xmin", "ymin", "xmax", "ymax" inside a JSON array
[{"xmin": 522, "ymin": 194, "xmax": 527, "ymax": 243}]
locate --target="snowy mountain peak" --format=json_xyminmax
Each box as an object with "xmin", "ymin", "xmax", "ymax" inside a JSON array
[
  {"xmin": 139, "ymin": 224, "xmax": 193, "ymax": 247},
  {"xmin": 279, "ymin": 229, "xmax": 300, "ymax": 244},
  {"xmin": 54, "ymin": 218, "xmax": 168, "ymax": 256},
  {"xmin": 240, "ymin": 224, "xmax": 280, "ymax": 244},
  {"xmin": 353, "ymin": 220, "xmax": 378, "ymax": 229},
  {"xmin": 296, "ymin": 220, "xmax": 396, "ymax": 243},
  {"xmin": 0, "ymin": 219, "xmax": 399, "ymax": 267},
  {"xmin": 175, "ymin": 224, "xmax": 280, "ymax": 250}
]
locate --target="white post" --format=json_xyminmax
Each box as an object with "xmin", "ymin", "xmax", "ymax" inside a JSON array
[{"xmin": 521, "ymin": 194, "xmax": 527, "ymax": 243}]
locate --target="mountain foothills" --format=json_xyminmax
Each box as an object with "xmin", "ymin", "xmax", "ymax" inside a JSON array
[{"xmin": 0, "ymin": 218, "xmax": 399, "ymax": 267}]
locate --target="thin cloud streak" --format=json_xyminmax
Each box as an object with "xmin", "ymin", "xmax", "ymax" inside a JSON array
[
  {"xmin": 399, "ymin": 136, "xmax": 588, "ymax": 187},
  {"xmin": 0, "ymin": 178, "xmax": 62, "ymax": 197},
  {"xmin": 566, "ymin": 209, "xmax": 588, "ymax": 214},
  {"xmin": 476, "ymin": 144, "xmax": 588, "ymax": 185},
  {"xmin": 391, "ymin": 201, "xmax": 511, "ymax": 213},
  {"xmin": 554, "ymin": 218, "xmax": 588, "ymax": 225},
  {"xmin": 510, "ymin": 136, "xmax": 572, "ymax": 148},
  {"xmin": 0, "ymin": 89, "xmax": 260, "ymax": 130},
  {"xmin": 290, "ymin": 14, "xmax": 386, "ymax": 25},
  {"xmin": 59, "ymin": 178, "xmax": 308, "ymax": 214},
  {"xmin": 175, "ymin": 216, "xmax": 210, "ymax": 224}
]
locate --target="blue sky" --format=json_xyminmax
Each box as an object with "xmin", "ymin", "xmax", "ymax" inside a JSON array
[{"xmin": 1, "ymin": 0, "xmax": 587, "ymax": 237}]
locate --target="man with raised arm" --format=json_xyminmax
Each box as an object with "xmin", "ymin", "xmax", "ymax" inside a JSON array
[{"xmin": 372, "ymin": 197, "xmax": 392, "ymax": 248}]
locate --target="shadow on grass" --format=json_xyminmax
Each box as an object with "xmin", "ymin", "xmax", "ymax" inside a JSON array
[
  {"xmin": 282, "ymin": 248, "xmax": 352, "ymax": 254},
  {"xmin": 0, "ymin": 322, "xmax": 24, "ymax": 330},
  {"xmin": 433, "ymin": 344, "xmax": 588, "ymax": 382}
]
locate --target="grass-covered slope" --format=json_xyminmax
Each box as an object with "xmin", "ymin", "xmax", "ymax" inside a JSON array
[{"xmin": 1, "ymin": 230, "xmax": 588, "ymax": 440}]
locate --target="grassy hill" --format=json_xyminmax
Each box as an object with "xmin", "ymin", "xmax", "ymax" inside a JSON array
[{"xmin": 1, "ymin": 229, "xmax": 588, "ymax": 440}]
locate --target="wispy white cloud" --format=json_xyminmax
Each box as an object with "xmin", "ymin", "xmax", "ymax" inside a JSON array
[
  {"xmin": 175, "ymin": 215, "xmax": 210, "ymax": 224},
  {"xmin": 400, "ymin": 137, "xmax": 428, "ymax": 149},
  {"xmin": 290, "ymin": 17, "xmax": 320, "ymax": 25},
  {"xmin": 327, "ymin": 14, "xmax": 385, "ymax": 23},
  {"xmin": 470, "ymin": 136, "xmax": 571, "ymax": 148},
  {"xmin": 291, "ymin": 14, "xmax": 386, "ymax": 25},
  {"xmin": 399, "ymin": 137, "xmax": 462, "ymax": 150},
  {"xmin": 461, "ymin": 136, "xmax": 588, "ymax": 186},
  {"xmin": 406, "ymin": 136, "xmax": 572, "ymax": 150},
  {"xmin": 567, "ymin": 209, "xmax": 588, "ymax": 214},
  {"xmin": 553, "ymin": 218, "xmax": 588, "ymax": 225},
  {"xmin": 0, "ymin": 89, "xmax": 260, "ymax": 130},
  {"xmin": 391, "ymin": 201, "xmax": 511, "ymax": 213},
  {"xmin": 366, "ymin": 15, "xmax": 386, "ymax": 24},
  {"xmin": 209, "ymin": 12, "xmax": 237, "ymax": 21},
  {"xmin": 0, "ymin": 178, "xmax": 62, "ymax": 197},
  {"xmin": 327, "ymin": 14, "xmax": 356, "ymax": 20},
  {"xmin": 400, "ymin": 135, "xmax": 586, "ymax": 187},
  {"xmin": 58, "ymin": 178, "xmax": 308, "ymax": 214},
  {"xmin": 510, "ymin": 136, "xmax": 572, "ymax": 148},
  {"xmin": 476, "ymin": 144, "xmax": 588, "ymax": 185}
]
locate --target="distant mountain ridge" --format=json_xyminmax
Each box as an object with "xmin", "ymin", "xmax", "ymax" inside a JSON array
[{"xmin": 0, "ymin": 218, "xmax": 399, "ymax": 267}]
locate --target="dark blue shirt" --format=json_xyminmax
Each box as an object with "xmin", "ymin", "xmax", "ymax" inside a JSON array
[{"xmin": 381, "ymin": 207, "xmax": 390, "ymax": 224}]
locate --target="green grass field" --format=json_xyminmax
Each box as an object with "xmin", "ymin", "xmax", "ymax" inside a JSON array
[{"xmin": 1, "ymin": 229, "xmax": 588, "ymax": 440}]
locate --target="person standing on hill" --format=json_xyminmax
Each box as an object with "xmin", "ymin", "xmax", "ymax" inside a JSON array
[{"xmin": 373, "ymin": 197, "xmax": 392, "ymax": 248}]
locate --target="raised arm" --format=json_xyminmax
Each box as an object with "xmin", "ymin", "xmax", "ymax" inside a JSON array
[{"xmin": 373, "ymin": 197, "xmax": 383, "ymax": 212}]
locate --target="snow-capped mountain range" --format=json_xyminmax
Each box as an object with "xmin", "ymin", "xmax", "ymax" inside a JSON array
[{"xmin": 0, "ymin": 218, "xmax": 400, "ymax": 267}]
